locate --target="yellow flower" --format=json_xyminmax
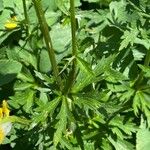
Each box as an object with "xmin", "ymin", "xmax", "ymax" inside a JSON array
[
  {"xmin": 4, "ymin": 22, "xmax": 18, "ymax": 30},
  {"xmin": 2, "ymin": 100, "xmax": 7, "ymax": 108},
  {"xmin": 0, "ymin": 122, "xmax": 12, "ymax": 144},
  {"xmin": 2, "ymin": 100, "xmax": 10, "ymax": 117},
  {"xmin": 4, "ymin": 15, "xmax": 19, "ymax": 30},
  {"xmin": 0, "ymin": 100, "xmax": 11, "ymax": 144},
  {"xmin": 0, "ymin": 109, "xmax": 3, "ymax": 119},
  {"xmin": 0, "ymin": 127, "xmax": 5, "ymax": 144}
]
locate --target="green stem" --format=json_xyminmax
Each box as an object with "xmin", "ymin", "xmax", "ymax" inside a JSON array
[
  {"xmin": 144, "ymin": 49, "xmax": 150, "ymax": 66},
  {"xmin": 32, "ymin": 0, "xmax": 63, "ymax": 91},
  {"xmin": 0, "ymin": 116, "xmax": 31, "ymax": 125},
  {"xmin": 22, "ymin": 0, "xmax": 29, "ymax": 36},
  {"xmin": 64, "ymin": 0, "xmax": 77, "ymax": 94},
  {"xmin": 70, "ymin": 0, "xmax": 77, "ymax": 57}
]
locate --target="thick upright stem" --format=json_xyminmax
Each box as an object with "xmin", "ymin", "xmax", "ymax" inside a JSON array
[
  {"xmin": 32, "ymin": 0, "xmax": 63, "ymax": 91},
  {"xmin": 64, "ymin": 0, "xmax": 77, "ymax": 94},
  {"xmin": 22, "ymin": 0, "xmax": 29, "ymax": 36},
  {"xmin": 144, "ymin": 49, "xmax": 150, "ymax": 66},
  {"xmin": 70, "ymin": 0, "xmax": 77, "ymax": 57}
]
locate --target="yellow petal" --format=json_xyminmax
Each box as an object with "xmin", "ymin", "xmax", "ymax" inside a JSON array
[
  {"xmin": 0, "ymin": 108, "xmax": 3, "ymax": 119},
  {"xmin": 2, "ymin": 100, "xmax": 10, "ymax": 117},
  {"xmin": 3, "ymin": 108, "xmax": 10, "ymax": 117},
  {"xmin": 2, "ymin": 100, "xmax": 7, "ymax": 109},
  {"xmin": 4, "ymin": 22, "xmax": 17, "ymax": 30},
  {"xmin": 0, "ymin": 127, "xmax": 5, "ymax": 144}
]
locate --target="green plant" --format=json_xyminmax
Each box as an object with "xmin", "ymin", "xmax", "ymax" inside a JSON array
[{"xmin": 0, "ymin": 0, "xmax": 150, "ymax": 149}]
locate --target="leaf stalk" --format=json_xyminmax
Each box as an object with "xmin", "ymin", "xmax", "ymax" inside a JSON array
[
  {"xmin": 64, "ymin": 0, "xmax": 77, "ymax": 94},
  {"xmin": 22, "ymin": 0, "xmax": 29, "ymax": 36},
  {"xmin": 32, "ymin": 0, "xmax": 63, "ymax": 91}
]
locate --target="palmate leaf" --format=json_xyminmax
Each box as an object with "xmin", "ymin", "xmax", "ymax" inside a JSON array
[
  {"xmin": 7, "ymin": 46, "xmax": 37, "ymax": 70},
  {"xmin": 133, "ymin": 91, "xmax": 150, "ymax": 126},
  {"xmin": 34, "ymin": 70, "xmax": 54, "ymax": 85},
  {"xmin": 3, "ymin": 0, "xmax": 24, "ymax": 14},
  {"xmin": 23, "ymin": 90, "xmax": 35, "ymax": 112},
  {"xmin": 110, "ymin": 116, "xmax": 137, "ymax": 137},
  {"xmin": 112, "ymin": 127, "xmax": 124, "ymax": 140},
  {"xmin": 108, "ymin": 136, "xmax": 134, "ymax": 150},
  {"xmin": 109, "ymin": 0, "xmax": 128, "ymax": 24},
  {"xmin": 107, "ymin": 82, "xmax": 131, "ymax": 93},
  {"xmin": 101, "ymin": 138, "xmax": 113, "ymax": 150},
  {"xmin": 134, "ymin": 38, "xmax": 150, "ymax": 50},
  {"xmin": 15, "ymin": 68, "xmax": 36, "ymax": 91},
  {"xmin": 14, "ymin": 82, "xmax": 34, "ymax": 91},
  {"xmin": 72, "ymin": 55, "xmax": 115, "ymax": 93},
  {"xmin": 74, "ymin": 94, "xmax": 101, "ymax": 112},
  {"xmin": 0, "ymin": 59, "xmax": 22, "ymax": 86},
  {"xmin": 84, "ymin": 141, "xmax": 95, "ymax": 150},
  {"xmin": 55, "ymin": 0, "xmax": 81, "ymax": 15},
  {"xmin": 60, "ymin": 137, "xmax": 74, "ymax": 150},
  {"xmin": 32, "ymin": 97, "xmax": 61, "ymax": 125},
  {"xmin": 53, "ymin": 96, "xmax": 68, "ymax": 146},
  {"xmin": 9, "ymin": 89, "xmax": 35, "ymax": 113},
  {"xmin": 136, "ymin": 117, "xmax": 150, "ymax": 150},
  {"xmin": 138, "ymin": 65, "xmax": 150, "ymax": 78},
  {"xmin": 107, "ymin": 80, "xmax": 135, "ymax": 103},
  {"xmin": 94, "ymin": 55, "xmax": 115, "ymax": 75},
  {"xmin": 105, "ymin": 68, "xmax": 128, "ymax": 83},
  {"xmin": 17, "ymin": 67, "xmax": 35, "ymax": 83},
  {"xmin": 42, "ymin": 0, "xmax": 57, "ymax": 11},
  {"xmin": 119, "ymin": 29, "xmax": 139, "ymax": 51},
  {"xmin": 18, "ymin": 49, "xmax": 37, "ymax": 69},
  {"xmin": 55, "ymin": 0, "xmax": 70, "ymax": 15},
  {"xmin": 108, "ymin": 0, "xmax": 140, "ymax": 28},
  {"xmin": 136, "ymin": 0, "xmax": 150, "ymax": 12},
  {"xmin": 119, "ymin": 89, "xmax": 135, "ymax": 102},
  {"xmin": 76, "ymin": 56, "xmax": 94, "ymax": 76},
  {"xmin": 131, "ymin": 48, "xmax": 145, "ymax": 61},
  {"xmin": 0, "ymin": 9, "xmax": 10, "ymax": 31}
]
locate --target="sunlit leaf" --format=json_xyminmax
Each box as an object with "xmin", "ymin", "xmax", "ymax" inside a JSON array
[
  {"xmin": 136, "ymin": 117, "xmax": 150, "ymax": 150},
  {"xmin": 53, "ymin": 96, "xmax": 68, "ymax": 146}
]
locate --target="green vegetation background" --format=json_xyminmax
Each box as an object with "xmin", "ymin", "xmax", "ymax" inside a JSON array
[{"xmin": 0, "ymin": 0, "xmax": 150, "ymax": 149}]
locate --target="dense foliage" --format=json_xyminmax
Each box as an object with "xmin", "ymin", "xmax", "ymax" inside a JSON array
[{"xmin": 0, "ymin": 0, "xmax": 150, "ymax": 149}]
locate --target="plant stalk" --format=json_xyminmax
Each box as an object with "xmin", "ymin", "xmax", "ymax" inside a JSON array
[
  {"xmin": 32, "ymin": 0, "xmax": 63, "ymax": 91},
  {"xmin": 64, "ymin": 0, "xmax": 77, "ymax": 94},
  {"xmin": 70, "ymin": 0, "xmax": 77, "ymax": 57},
  {"xmin": 144, "ymin": 49, "xmax": 150, "ymax": 66},
  {"xmin": 22, "ymin": 0, "xmax": 29, "ymax": 36}
]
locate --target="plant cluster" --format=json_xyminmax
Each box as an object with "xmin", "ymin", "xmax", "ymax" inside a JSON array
[{"xmin": 0, "ymin": 0, "xmax": 150, "ymax": 149}]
